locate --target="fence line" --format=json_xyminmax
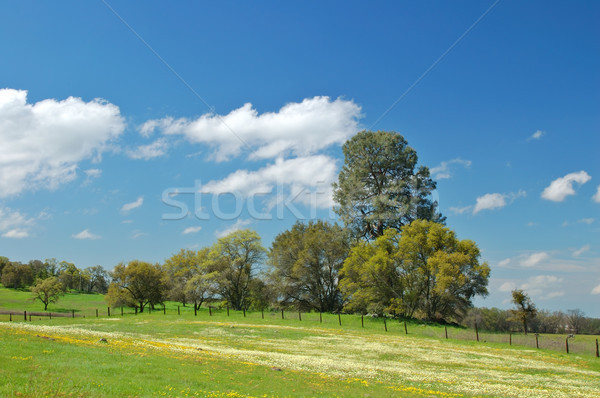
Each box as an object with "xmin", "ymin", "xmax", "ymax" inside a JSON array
[{"xmin": 1, "ymin": 307, "xmax": 598, "ymax": 358}]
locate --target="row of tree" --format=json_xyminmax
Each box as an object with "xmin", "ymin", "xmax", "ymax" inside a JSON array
[
  {"xmin": 0, "ymin": 256, "xmax": 109, "ymax": 294},
  {"xmin": 104, "ymin": 219, "xmax": 490, "ymax": 324}
]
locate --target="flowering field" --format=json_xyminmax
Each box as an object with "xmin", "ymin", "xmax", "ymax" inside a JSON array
[{"xmin": 1, "ymin": 315, "xmax": 599, "ymax": 397}]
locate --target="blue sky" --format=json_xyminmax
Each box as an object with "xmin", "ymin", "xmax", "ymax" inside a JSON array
[{"xmin": 1, "ymin": 1, "xmax": 598, "ymax": 316}]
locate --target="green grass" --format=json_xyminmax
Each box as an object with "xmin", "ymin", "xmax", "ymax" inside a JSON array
[{"xmin": 1, "ymin": 286, "xmax": 599, "ymax": 397}]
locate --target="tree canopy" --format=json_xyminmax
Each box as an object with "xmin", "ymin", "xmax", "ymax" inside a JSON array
[
  {"xmin": 106, "ymin": 260, "xmax": 166, "ymax": 312},
  {"xmin": 333, "ymin": 130, "xmax": 444, "ymax": 240},
  {"xmin": 31, "ymin": 276, "xmax": 63, "ymax": 310},
  {"xmin": 269, "ymin": 220, "xmax": 349, "ymax": 312},
  {"xmin": 340, "ymin": 220, "xmax": 489, "ymax": 322},
  {"xmin": 510, "ymin": 289, "xmax": 537, "ymax": 334}
]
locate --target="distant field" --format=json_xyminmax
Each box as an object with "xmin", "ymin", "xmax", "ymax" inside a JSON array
[{"xmin": 1, "ymin": 286, "xmax": 599, "ymax": 397}]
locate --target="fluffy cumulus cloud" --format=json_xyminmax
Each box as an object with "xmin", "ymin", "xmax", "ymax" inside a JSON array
[
  {"xmin": 200, "ymin": 155, "xmax": 338, "ymax": 208},
  {"xmin": 430, "ymin": 158, "xmax": 471, "ymax": 180},
  {"xmin": 541, "ymin": 171, "xmax": 591, "ymax": 202},
  {"xmin": 72, "ymin": 229, "xmax": 101, "ymax": 240},
  {"xmin": 0, "ymin": 89, "xmax": 125, "ymax": 197},
  {"xmin": 472, "ymin": 190, "xmax": 526, "ymax": 214},
  {"xmin": 121, "ymin": 196, "xmax": 144, "ymax": 213},
  {"xmin": 572, "ymin": 244, "xmax": 590, "ymax": 257},
  {"xmin": 591, "ymin": 284, "xmax": 600, "ymax": 295},
  {"xmin": 520, "ymin": 252, "xmax": 550, "ymax": 267},
  {"xmin": 0, "ymin": 206, "xmax": 35, "ymax": 238},
  {"xmin": 139, "ymin": 96, "xmax": 361, "ymax": 162},
  {"xmin": 126, "ymin": 138, "xmax": 169, "ymax": 160}
]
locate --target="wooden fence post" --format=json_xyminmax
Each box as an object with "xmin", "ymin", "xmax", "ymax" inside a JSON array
[
  {"xmin": 338, "ymin": 313, "xmax": 342, "ymax": 326},
  {"xmin": 135, "ymin": 307, "xmax": 138, "ymax": 315},
  {"xmin": 178, "ymin": 306, "xmax": 180, "ymax": 316},
  {"xmin": 107, "ymin": 307, "xmax": 110, "ymax": 317},
  {"xmin": 361, "ymin": 315, "xmax": 364, "ymax": 328},
  {"xmin": 29, "ymin": 314, "xmax": 32, "ymax": 321},
  {"xmin": 209, "ymin": 307, "xmax": 212, "ymax": 316},
  {"xmin": 261, "ymin": 309, "xmax": 264, "ymax": 319},
  {"xmin": 96, "ymin": 309, "xmax": 98, "ymax": 318},
  {"xmin": 565, "ymin": 337, "xmax": 569, "ymax": 354},
  {"xmin": 227, "ymin": 305, "xmax": 230, "ymax": 316},
  {"xmin": 298, "ymin": 311, "xmax": 301, "ymax": 321},
  {"xmin": 194, "ymin": 306, "xmax": 197, "ymax": 316},
  {"xmin": 445, "ymin": 326, "xmax": 448, "ymax": 339},
  {"xmin": 121, "ymin": 306, "xmax": 124, "ymax": 316},
  {"xmin": 24, "ymin": 310, "xmax": 27, "ymax": 321},
  {"xmin": 281, "ymin": 309, "xmax": 284, "ymax": 319},
  {"xmin": 72, "ymin": 310, "xmax": 75, "ymax": 318},
  {"xmin": 320, "ymin": 312, "xmax": 322, "ymax": 323},
  {"xmin": 9, "ymin": 313, "xmax": 12, "ymax": 322},
  {"xmin": 509, "ymin": 333, "xmax": 512, "ymax": 345},
  {"xmin": 48, "ymin": 312, "xmax": 51, "ymax": 320},
  {"xmin": 163, "ymin": 306, "xmax": 166, "ymax": 315},
  {"xmin": 596, "ymin": 339, "xmax": 599, "ymax": 358},
  {"xmin": 384, "ymin": 317, "xmax": 387, "ymax": 332},
  {"xmin": 535, "ymin": 334, "xmax": 539, "ymax": 349},
  {"xmin": 404, "ymin": 321, "xmax": 408, "ymax": 335},
  {"xmin": 243, "ymin": 308, "xmax": 246, "ymax": 317},
  {"xmin": 475, "ymin": 323, "xmax": 479, "ymax": 342}
]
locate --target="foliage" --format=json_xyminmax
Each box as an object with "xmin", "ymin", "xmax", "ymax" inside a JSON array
[
  {"xmin": 341, "ymin": 220, "xmax": 489, "ymax": 321},
  {"xmin": 106, "ymin": 260, "xmax": 167, "ymax": 312},
  {"xmin": 81, "ymin": 265, "xmax": 109, "ymax": 294},
  {"xmin": 1, "ymin": 261, "xmax": 33, "ymax": 288},
  {"xmin": 269, "ymin": 220, "xmax": 349, "ymax": 312},
  {"xmin": 210, "ymin": 229, "xmax": 266, "ymax": 310},
  {"xmin": 510, "ymin": 289, "xmax": 537, "ymax": 335},
  {"xmin": 31, "ymin": 276, "xmax": 63, "ymax": 310},
  {"xmin": 333, "ymin": 130, "xmax": 444, "ymax": 240}
]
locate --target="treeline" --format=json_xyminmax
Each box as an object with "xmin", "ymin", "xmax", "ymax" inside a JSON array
[
  {"xmin": 0, "ymin": 256, "xmax": 109, "ymax": 294},
  {"xmin": 462, "ymin": 307, "xmax": 600, "ymax": 335},
  {"xmin": 104, "ymin": 219, "xmax": 490, "ymax": 325}
]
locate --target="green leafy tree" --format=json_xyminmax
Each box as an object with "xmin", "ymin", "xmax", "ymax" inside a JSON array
[
  {"xmin": 510, "ymin": 289, "xmax": 537, "ymax": 335},
  {"xmin": 164, "ymin": 248, "xmax": 205, "ymax": 307},
  {"xmin": 270, "ymin": 221, "xmax": 349, "ymax": 312},
  {"xmin": 333, "ymin": 130, "xmax": 444, "ymax": 240},
  {"xmin": 211, "ymin": 229, "xmax": 266, "ymax": 311},
  {"xmin": 182, "ymin": 248, "xmax": 219, "ymax": 311},
  {"xmin": 57, "ymin": 261, "xmax": 82, "ymax": 291},
  {"xmin": 31, "ymin": 276, "xmax": 63, "ymax": 310},
  {"xmin": 1, "ymin": 262, "xmax": 33, "ymax": 288},
  {"xmin": 341, "ymin": 220, "xmax": 489, "ymax": 321},
  {"xmin": 106, "ymin": 260, "xmax": 167, "ymax": 312},
  {"xmin": 82, "ymin": 265, "xmax": 109, "ymax": 293}
]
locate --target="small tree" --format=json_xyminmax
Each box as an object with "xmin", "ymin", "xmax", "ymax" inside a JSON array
[
  {"xmin": 510, "ymin": 289, "xmax": 537, "ymax": 335},
  {"xmin": 31, "ymin": 277, "xmax": 63, "ymax": 310}
]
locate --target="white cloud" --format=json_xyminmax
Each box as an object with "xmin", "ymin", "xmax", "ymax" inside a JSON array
[
  {"xmin": 541, "ymin": 171, "xmax": 591, "ymax": 202},
  {"xmin": 498, "ymin": 258, "xmax": 511, "ymax": 267},
  {"xmin": 572, "ymin": 244, "xmax": 590, "ymax": 257},
  {"xmin": 472, "ymin": 190, "xmax": 526, "ymax": 214},
  {"xmin": 126, "ymin": 138, "xmax": 169, "ymax": 160},
  {"xmin": 182, "ymin": 226, "xmax": 202, "ymax": 235},
  {"xmin": 594, "ymin": 185, "xmax": 600, "ymax": 203},
  {"xmin": 473, "ymin": 193, "xmax": 506, "ymax": 214},
  {"xmin": 72, "ymin": 229, "xmax": 101, "ymax": 240},
  {"xmin": 121, "ymin": 219, "xmax": 133, "ymax": 224},
  {"xmin": 121, "ymin": 196, "xmax": 144, "ymax": 213},
  {"xmin": 0, "ymin": 206, "xmax": 35, "ymax": 238},
  {"xmin": 449, "ymin": 206, "xmax": 472, "ymax": 215},
  {"xmin": 520, "ymin": 275, "xmax": 563, "ymax": 298},
  {"xmin": 498, "ymin": 281, "xmax": 516, "ymax": 292},
  {"xmin": 84, "ymin": 168, "xmax": 102, "ymax": 179},
  {"xmin": 200, "ymin": 155, "xmax": 338, "ymax": 208},
  {"xmin": 216, "ymin": 219, "xmax": 252, "ymax": 238},
  {"xmin": 430, "ymin": 158, "xmax": 471, "ymax": 180},
  {"xmin": 140, "ymin": 96, "xmax": 362, "ymax": 162},
  {"xmin": 578, "ymin": 218, "xmax": 594, "ymax": 225},
  {"xmin": 131, "ymin": 231, "xmax": 147, "ymax": 239},
  {"xmin": 591, "ymin": 284, "xmax": 600, "ymax": 295},
  {"xmin": 529, "ymin": 130, "xmax": 545, "ymax": 140},
  {"xmin": 0, "ymin": 89, "xmax": 125, "ymax": 197},
  {"xmin": 520, "ymin": 252, "xmax": 550, "ymax": 267}
]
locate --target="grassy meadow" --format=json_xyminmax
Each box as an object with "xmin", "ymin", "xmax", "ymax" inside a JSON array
[{"xmin": 1, "ymin": 287, "xmax": 599, "ymax": 397}]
